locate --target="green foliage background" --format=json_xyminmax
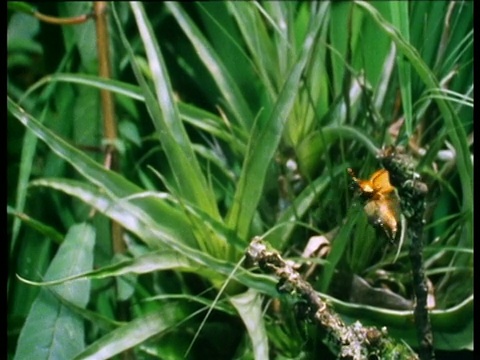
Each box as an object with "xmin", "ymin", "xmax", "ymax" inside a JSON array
[{"xmin": 8, "ymin": 2, "xmax": 472, "ymax": 359}]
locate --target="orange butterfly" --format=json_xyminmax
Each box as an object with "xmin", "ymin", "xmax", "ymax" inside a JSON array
[{"xmin": 347, "ymin": 168, "xmax": 400, "ymax": 242}]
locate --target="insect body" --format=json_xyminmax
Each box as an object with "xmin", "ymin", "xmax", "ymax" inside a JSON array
[{"xmin": 347, "ymin": 168, "xmax": 400, "ymax": 242}]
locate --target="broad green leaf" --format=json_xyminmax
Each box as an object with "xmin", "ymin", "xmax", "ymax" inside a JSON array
[
  {"xmin": 230, "ymin": 289, "xmax": 269, "ymax": 360},
  {"xmin": 8, "ymin": 2, "xmax": 36, "ymax": 14},
  {"xmin": 57, "ymin": 3, "xmax": 97, "ymax": 72},
  {"xmin": 14, "ymin": 222, "xmax": 95, "ymax": 360}
]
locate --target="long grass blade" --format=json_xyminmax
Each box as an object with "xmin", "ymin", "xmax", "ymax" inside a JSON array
[
  {"xmin": 166, "ymin": 2, "xmax": 254, "ymax": 130},
  {"xmin": 114, "ymin": 3, "xmax": 221, "ymax": 221},
  {"xmin": 355, "ymin": 0, "xmax": 472, "ymax": 257},
  {"xmin": 226, "ymin": 4, "xmax": 329, "ymax": 240}
]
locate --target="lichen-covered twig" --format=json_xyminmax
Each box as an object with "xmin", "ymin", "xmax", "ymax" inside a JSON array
[
  {"xmin": 380, "ymin": 146, "xmax": 434, "ymax": 360},
  {"xmin": 246, "ymin": 237, "xmax": 419, "ymax": 360}
]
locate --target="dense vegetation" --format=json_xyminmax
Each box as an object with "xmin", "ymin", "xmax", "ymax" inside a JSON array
[{"xmin": 8, "ymin": 2, "xmax": 472, "ymax": 359}]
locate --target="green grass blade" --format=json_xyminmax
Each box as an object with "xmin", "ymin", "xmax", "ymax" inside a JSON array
[
  {"xmin": 7, "ymin": 205, "xmax": 63, "ymax": 244},
  {"xmin": 73, "ymin": 304, "xmax": 190, "ymax": 360},
  {"xmin": 29, "ymin": 177, "xmax": 275, "ymax": 295},
  {"xmin": 388, "ymin": 1, "xmax": 413, "ymax": 137},
  {"xmin": 24, "ymin": 73, "xmax": 247, "ymax": 153},
  {"xmin": 21, "ymin": 176, "xmax": 475, "ymax": 351},
  {"xmin": 115, "ymin": 3, "xmax": 220, "ymax": 221},
  {"xmin": 355, "ymin": 0, "xmax": 472, "ymax": 255},
  {"xmin": 18, "ymin": 248, "xmax": 192, "ymax": 286},
  {"xmin": 9, "ymin": 96, "xmax": 243, "ymax": 279},
  {"xmin": 226, "ymin": 2, "xmax": 276, "ymax": 98},
  {"xmin": 8, "ymin": 97, "xmax": 198, "ymax": 250},
  {"xmin": 23, "ymin": 73, "xmax": 145, "ymax": 102},
  {"xmin": 10, "ymin": 122, "xmax": 40, "ymax": 253},
  {"xmin": 165, "ymin": 2, "xmax": 255, "ymax": 130},
  {"xmin": 225, "ymin": 5, "xmax": 328, "ymax": 239},
  {"xmin": 268, "ymin": 165, "xmax": 345, "ymax": 249},
  {"xmin": 328, "ymin": 2, "xmax": 353, "ymax": 96}
]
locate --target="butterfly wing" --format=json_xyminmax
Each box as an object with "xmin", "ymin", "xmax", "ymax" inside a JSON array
[
  {"xmin": 363, "ymin": 193, "xmax": 400, "ymax": 241},
  {"xmin": 371, "ymin": 169, "xmax": 395, "ymax": 195},
  {"xmin": 348, "ymin": 168, "xmax": 375, "ymax": 194}
]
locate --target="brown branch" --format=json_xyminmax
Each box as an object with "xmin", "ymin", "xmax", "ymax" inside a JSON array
[
  {"xmin": 93, "ymin": 2, "xmax": 124, "ymax": 256},
  {"xmin": 94, "ymin": 2, "xmax": 118, "ymax": 160},
  {"xmin": 93, "ymin": 8, "xmax": 130, "ymax": 360},
  {"xmin": 380, "ymin": 146, "xmax": 435, "ymax": 360},
  {"xmin": 245, "ymin": 237, "xmax": 419, "ymax": 360},
  {"xmin": 34, "ymin": 11, "xmax": 92, "ymax": 25}
]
